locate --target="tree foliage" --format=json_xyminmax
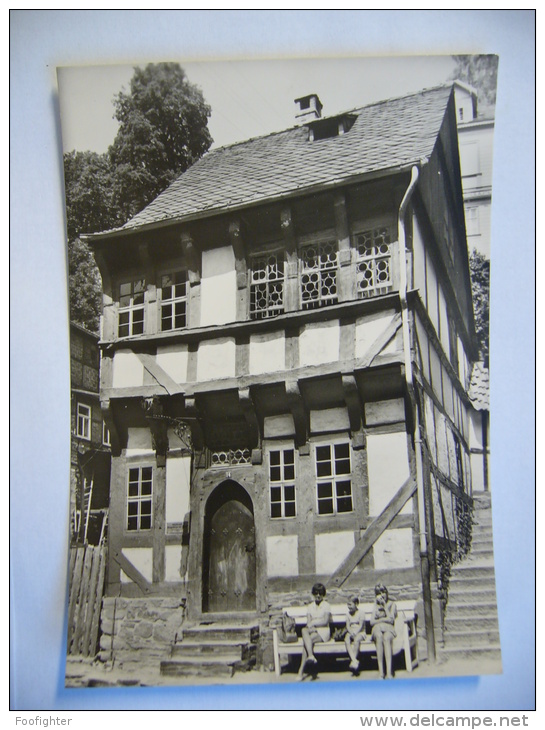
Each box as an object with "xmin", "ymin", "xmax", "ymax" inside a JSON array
[
  {"xmin": 469, "ymin": 249, "xmax": 490, "ymax": 364},
  {"xmin": 64, "ymin": 63, "xmax": 212, "ymax": 332},
  {"xmin": 450, "ymin": 54, "xmax": 499, "ymax": 109},
  {"xmin": 109, "ymin": 63, "xmax": 212, "ymax": 222}
]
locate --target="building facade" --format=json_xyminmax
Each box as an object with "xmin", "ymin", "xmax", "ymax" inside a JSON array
[
  {"xmin": 86, "ymin": 85, "xmax": 481, "ymax": 669},
  {"xmin": 70, "ymin": 322, "xmax": 111, "ymax": 546}
]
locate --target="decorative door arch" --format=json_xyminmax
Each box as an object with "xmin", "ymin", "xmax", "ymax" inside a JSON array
[{"xmin": 202, "ymin": 480, "xmax": 256, "ymax": 613}]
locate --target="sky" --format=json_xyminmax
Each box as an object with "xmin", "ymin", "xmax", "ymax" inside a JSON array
[{"xmin": 57, "ymin": 55, "xmax": 457, "ymax": 154}]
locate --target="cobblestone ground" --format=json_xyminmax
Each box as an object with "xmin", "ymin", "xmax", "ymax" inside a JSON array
[{"xmin": 65, "ymin": 654, "xmax": 502, "ymax": 689}]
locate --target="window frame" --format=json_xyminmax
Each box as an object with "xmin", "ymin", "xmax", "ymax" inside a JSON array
[
  {"xmin": 76, "ymin": 402, "xmax": 91, "ymax": 441},
  {"xmin": 159, "ymin": 268, "xmax": 189, "ymax": 332},
  {"xmin": 117, "ymin": 276, "xmax": 146, "ymax": 338},
  {"xmin": 126, "ymin": 464, "xmax": 154, "ymax": 532},
  {"xmin": 249, "ymin": 249, "xmax": 286, "ymax": 320},
  {"xmin": 313, "ymin": 439, "xmax": 353, "ymax": 516},
  {"xmin": 299, "ymin": 238, "xmax": 339, "ymax": 310},
  {"xmin": 352, "ymin": 223, "xmax": 395, "ymax": 299},
  {"xmin": 267, "ymin": 445, "xmax": 297, "ymax": 519},
  {"xmin": 102, "ymin": 421, "xmax": 111, "ymax": 447}
]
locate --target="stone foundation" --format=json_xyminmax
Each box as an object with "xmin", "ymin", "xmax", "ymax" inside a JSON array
[{"xmin": 99, "ymin": 596, "xmax": 185, "ymax": 669}]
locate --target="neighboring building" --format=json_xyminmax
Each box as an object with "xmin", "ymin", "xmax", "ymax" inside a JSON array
[
  {"xmin": 70, "ymin": 322, "xmax": 111, "ymax": 546},
  {"xmin": 85, "ymin": 84, "xmax": 487, "ymax": 671},
  {"xmin": 468, "ymin": 362, "xmax": 490, "ymax": 493},
  {"xmin": 453, "ymin": 81, "xmax": 495, "ymax": 258}
]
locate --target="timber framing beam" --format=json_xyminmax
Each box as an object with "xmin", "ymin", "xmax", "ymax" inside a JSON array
[{"xmin": 327, "ymin": 476, "xmax": 417, "ymax": 588}]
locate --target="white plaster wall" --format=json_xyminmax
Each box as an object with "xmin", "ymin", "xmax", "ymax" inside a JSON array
[
  {"xmin": 310, "ymin": 407, "xmax": 350, "ymax": 434},
  {"xmin": 299, "ymin": 321, "xmax": 340, "ymax": 367},
  {"xmin": 121, "ymin": 547, "xmax": 153, "ymax": 583},
  {"xmin": 196, "ymin": 337, "xmax": 236, "ymax": 381},
  {"xmin": 249, "ymin": 331, "xmax": 285, "ymax": 375},
  {"xmin": 315, "ymin": 531, "xmax": 355, "ymax": 574},
  {"xmin": 426, "ymin": 252, "xmax": 439, "ymax": 336},
  {"xmin": 165, "ymin": 545, "xmax": 183, "ymax": 582},
  {"xmin": 364, "ymin": 398, "xmax": 405, "ymax": 426},
  {"xmin": 367, "ymin": 431, "xmax": 412, "ymax": 516},
  {"xmin": 412, "ymin": 215, "xmax": 427, "ymax": 306},
  {"xmin": 264, "ymin": 414, "xmax": 295, "ymax": 439},
  {"xmin": 373, "ymin": 528, "xmax": 414, "ymax": 570},
  {"xmin": 438, "ymin": 286, "xmax": 449, "ymax": 355},
  {"xmin": 126, "ymin": 427, "xmax": 153, "ymax": 454},
  {"xmin": 112, "ymin": 349, "xmax": 144, "ymax": 388},
  {"xmin": 266, "ymin": 535, "xmax": 298, "ymax": 577},
  {"xmin": 156, "ymin": 344, "xmax": 189, "ymax": 384},
  {"xmin": 355, "ymin": 311, "xmax": 395, "ymax": 361},
  {"xmin": 166, "ymin": 455, "xmax": 191, "ymax": 525},
  {"xmin": 200, "ymin": 246, "xmax": 236, "ymax": 326},
  {"xmin": 471, "ymin": 452, "xmax": 484, "ymax": 492}
]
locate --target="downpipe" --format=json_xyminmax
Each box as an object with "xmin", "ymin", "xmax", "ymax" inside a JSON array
[{"xmin": 398, "ymin": 165, "xmax": 436, "ymax": 662}]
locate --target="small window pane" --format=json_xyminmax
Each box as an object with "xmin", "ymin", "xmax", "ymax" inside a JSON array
[
  {"xmin": 270, "ymin": 451, "xmax": 280, "ymax": 466},
  {"xmin": 318, "ymin": 498, "xmax": 334, "ymax": 515},
  {"xmin": 284, "ymin": 449, "xmax": 294, "ymax": 464},
  {"xmin": 316, "ymin": 445, "xmax": 331, "ymax": 462},
  {"xmin": 317, "ymin": 461, "xmax": 332, "ymax": 477},
  {"xmin": 284, "ymin": 464, "xmax": 295, "ymax": 481},
  {"xmin": 271, "ymin": 503, "xmax": 282, "ymax": 519},
  {"xmin": 128, "ymin": 502, "xmax": 138, "ymax": 516},
  {"xmin": 270, "ymin": 466, "xmax": 282, "ymax": 482},
  {"xmin": 335, "ymin": 458, "xmax": 351, "ymax": 475},
  {"xmin": 285, "ymin": 502, "xmax": 296, "ymax": 518},
  {"xmin": 127, "ymin": 516, "xmax": 138, "ymax": 531},
  {"xmin": 317, "ymin": 482, "xmax": 333, "ymax": 498},
  {"xmin": 140, "ymin": 515, "xmax": 152, "ymax": 530},
  {"xmin": 142, "ymin": 467, "xmax": 153, "ymax": 481},
  {"xmin": 270, "ymin": 486, "xmax": 282, "ymax": 502},
  {"xmin": 335, "ymin": 443, "xmax": 349, "ymax": 459},
  {"xmin": 337, "ymin": 497, "xmax": 353, "ymax": 513},
  {"xmin": 284, "ymin": 485, "xmax": 295, "ymax": 501}
]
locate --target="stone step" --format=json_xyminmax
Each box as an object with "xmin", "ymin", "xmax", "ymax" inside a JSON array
[
  {"xmin": 438, "ymin": 645, "xmax": 502, "ymax": 663},
  {"xmin": 450, "ymin": 563, "xmax": 496, "ymax": 580},
  {"xmin": 171, "ymin": 640, "xmax": 255, "ymax": 659},
  {"xmin": 160, "ymin": 656, "xmax": 237, "ymax": 678},
  {"xmin": 447, "ymin": 587, "xmax": 498, "ymax": 603},
  {"xmin": 469, "ymin": 545, "xmax": 495, "ymax": 559},
  {"xmin": 445, "ymin": 599, "xmax": 499, "ymax": 615},
  {"xmin": 181, "ymin": 623, "xmax": 259, "ymax": 643},
  {"xmin": 444, "ymin": 614, "xmax": 499, "ymax": 631},
  {"xmin": 443, "ymin": 628, "xmax": 500, "ymax": 646}
]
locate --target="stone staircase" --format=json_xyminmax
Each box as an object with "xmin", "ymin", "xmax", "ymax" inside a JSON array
[
  {"xmin": 160, "ymin": 618, "xmax": 259, "ymax": 679},
  {"xmin": 439, "ymin": 491, "xmax": 502, "ymax": 666}
]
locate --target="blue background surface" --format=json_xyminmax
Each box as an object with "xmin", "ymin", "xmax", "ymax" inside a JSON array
[{"xmin": 10, "ymin": 9, "xmax": 535, "ymax": 711}]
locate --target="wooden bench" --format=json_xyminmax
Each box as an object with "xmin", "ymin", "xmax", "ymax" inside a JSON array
[{"xmin": 272, "ymin": 600, "xmax": 418, "ymax": 677}]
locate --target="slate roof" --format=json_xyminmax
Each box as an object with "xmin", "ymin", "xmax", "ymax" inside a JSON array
[
  {"xmin": 468, "ymin": 362, "xmax": 490, "ymax": 410},
  {"xmin": 87, "ymin": 84, "xmax": 453, "ymax": 240}
]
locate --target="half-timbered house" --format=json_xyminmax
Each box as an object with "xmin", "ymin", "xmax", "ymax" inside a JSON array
[{"xmin": 84, "ymin": 84, "xmax": 494, "ymax": 674}]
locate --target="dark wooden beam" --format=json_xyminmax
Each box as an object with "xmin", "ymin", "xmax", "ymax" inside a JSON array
[
  {"xmin": 286, "ymin": 379, "xmax": 307, "ymax": 448},
  {"xmin": 327, "ymin": 476, "xmax": 417, "ymax": 589}
]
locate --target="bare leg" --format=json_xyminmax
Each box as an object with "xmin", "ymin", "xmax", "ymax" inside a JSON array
[
  {"xmin": 374, "ymin": 631, "xmax": 385, "ymax": 678},
  {"xmin": 384, "ymin": 636, "xmax": 394, "ymax": 678},
  {"xmin": 345, "ymin": 635, "xmax": 357, "ymax": 664},
  {"xmin": 298, "ymin": 628, "xmax": 317, "ymax": 678}
]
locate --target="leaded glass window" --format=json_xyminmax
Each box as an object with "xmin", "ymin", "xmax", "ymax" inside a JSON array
[
  {"xmin": 300, "ymin": 241, "xmax": 338, "ymax": 310},
  {"xmin": 354, "ymin": 226, "xmax": 393, "ymax": 299},
  {"xmin": 250, "ymin": 253, "xmax": 285, "ymax": 319}
]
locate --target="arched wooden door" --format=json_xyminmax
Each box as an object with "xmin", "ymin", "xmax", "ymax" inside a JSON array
[{"xmin": 203, "ymin": 481, "xmax": 256, "ymax": 613}]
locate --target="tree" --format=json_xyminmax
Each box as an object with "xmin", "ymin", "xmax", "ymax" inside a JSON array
[
  {"xmin": 67, "ymin": 237, "xmax": 103, "ymax": 333},
  {"xmin": 450, "ymin": 55, "xmax": 499, "ymax": 109},
  {"xmin": 64, "ymin": 63, "xmax": 213, "ymax": 332},
  {"xmin": 469, "ymin": 249, "xmax": 490, "ymax": 364},
  {"xmin": 109, "ymin": 62, "xmax": 213, "ymax": 222}
]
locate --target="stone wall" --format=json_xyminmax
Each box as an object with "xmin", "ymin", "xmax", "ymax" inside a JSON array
[{"xmin": 99, "ymin": 596, "xmax": 185, "ymax": 668}]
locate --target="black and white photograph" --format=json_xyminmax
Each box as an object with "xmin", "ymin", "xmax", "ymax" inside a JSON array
[
  {"xmin": 10, "ymin": 9, "xmax": 535, "ymax": 714},
  {"xmin": 58, "ymin": 54, "xmax": 499, "ymax": 688}
]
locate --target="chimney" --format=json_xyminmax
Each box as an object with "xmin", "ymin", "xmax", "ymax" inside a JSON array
[{"xmin": 294, "ymin": 94, "xmax": 323, "ymax": 124}]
